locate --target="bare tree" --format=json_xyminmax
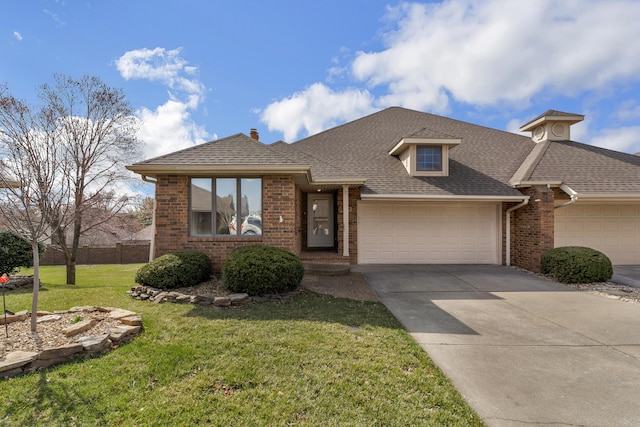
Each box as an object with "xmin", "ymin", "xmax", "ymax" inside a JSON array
[
  {"xmin": 39, "ymin": 74, "xmax": 140, "ymax": 284},
  {"xmin": 0, "ymin": 87, "xmax": 72, "ymax": 330}
]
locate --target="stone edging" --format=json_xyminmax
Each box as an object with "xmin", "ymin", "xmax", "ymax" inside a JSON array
[
  {"xmin": 0, "ymin": 306, "xmax": 142, "ymax": 379},
  {"xmin": 127, "ymin": 285, "xmax": 303, "ymax": 306},
  {"xmin": 127, "ymin": 285, "xmax": 252, "ymax": 306}
]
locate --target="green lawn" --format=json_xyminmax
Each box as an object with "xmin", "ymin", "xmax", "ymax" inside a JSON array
[{"xmin": 1, "ymin": 264, "xmax": 484, "ymax": 426}]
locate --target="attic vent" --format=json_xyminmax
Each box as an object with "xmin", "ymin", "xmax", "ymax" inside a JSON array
[{"xmin": 520, "ymin": 110, "xmax": 584, "ymax": 143}]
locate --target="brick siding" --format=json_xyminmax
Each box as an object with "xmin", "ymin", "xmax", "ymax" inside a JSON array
[
  {"xmin": 153, "ymin": 174, "xmax": 298, "ymax": 273},
  {"xmin": 508, "ymin": 186, "xmax": 555, "ymax": 272}
]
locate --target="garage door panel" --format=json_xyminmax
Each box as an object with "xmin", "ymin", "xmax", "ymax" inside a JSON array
[
  {"xmin": 358, "ymin": 202, "xmax": 499, "ymax": 264},
  {"xmin": 555, "ymin": 203, "xmax": 640, "ymax": 265}
]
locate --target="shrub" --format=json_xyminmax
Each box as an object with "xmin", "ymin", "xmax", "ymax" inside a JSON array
[
  {"xmin": 222, "ymin": 245, "xmax": 304, "ymax": 295},
  {"xmin": 541, "ymin": 246, "xmax": 613, "ymax": 284},
  {"xmin": 135, "ymin": 250, "xmax": 212, "ymax": 289},
  {"xmin": 0, "ymin": 231, "xmax": 45, "ymax": 275}
]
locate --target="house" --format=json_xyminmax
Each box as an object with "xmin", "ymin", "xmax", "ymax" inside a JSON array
[{"xmin": 127, "ymin": 107, "xmax": 640, "ymax": 273}]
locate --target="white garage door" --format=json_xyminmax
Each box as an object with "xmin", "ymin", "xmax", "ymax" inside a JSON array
[
  {"xmin": 555, "ymin": 203, "xmax": 640, "ymax": 265},
  {"xmin": 358, "ymin": 201, "xmax": 500, "ymax": 264}
]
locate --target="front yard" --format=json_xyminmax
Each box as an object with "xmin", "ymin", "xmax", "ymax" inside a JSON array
[{"xmin": 0, "ymin": 264, "xmax": 484, "ymax": 426}]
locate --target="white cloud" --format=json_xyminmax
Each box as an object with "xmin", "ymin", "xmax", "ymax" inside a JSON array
[
  {"xmin": 261, "ymin": 0, "xmax": 640, "ymax": 141},
  {"xmin": 116, "ymin": 47, "xmax": 210, "ymax": 158},
  {"xmin": 137, "ymin": 99, "xmax": 211, "ymax": 159},
  {"xmin": 615, "ymin": 100, "xmax": 640, "ymax": 122},
  {"xmin": 587, "ymin": 126, "xmax": 640, "ymax": 154},
  {"xmin": 352, "ymin": 0, "xmax": 640, "ymax": 110},
  {"xmin": 115, "ymin": 47, "xmax": 205, "ymax": 101},
  {"xmin": 13, "ymin": 31, "xmax": 22, "ymax": 41},
  {"xmin": 260, "ymin": 83, "xmax": 375, "ymax": 141}
]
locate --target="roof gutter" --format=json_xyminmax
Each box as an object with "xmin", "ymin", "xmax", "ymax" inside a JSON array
[
  {"xmin": 505, "ymin": 197, "xmax": 531, "ymax": 267},
  {"xmin": 361, "ymin": 194, "xmax": 528, "ymax": 202},
  {"xmin": 555, "ymin": 183, "xmax": 578, "ymax": 209}
]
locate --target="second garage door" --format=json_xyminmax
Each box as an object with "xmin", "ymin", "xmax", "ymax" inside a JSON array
[
  {"xmin": 555, "ymin": 203, "xmax": 640, "ymax": 265},
  {"xmin": 358, "ymin": 201, "xmax": 501, "ymax": 264}
]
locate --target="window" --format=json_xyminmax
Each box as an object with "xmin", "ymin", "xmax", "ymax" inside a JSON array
[
  {"xmin": 416, "ymin": 146, "xmax": 442, "ymax": 171},
  {"xmin": 190, "ymin": 177, "xmax": 262, "ymax": 236}
]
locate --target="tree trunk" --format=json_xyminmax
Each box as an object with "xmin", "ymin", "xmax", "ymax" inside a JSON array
[
  {"xmin": 30, "ymin": 240, "xmax": 40, "ymax": 332},
  {"xmin": 66, "ymin": 262, "xmax": 76, "ymax": 286}
]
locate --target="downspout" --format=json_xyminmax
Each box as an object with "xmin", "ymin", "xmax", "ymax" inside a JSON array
[
  {"xmin": 554, "ymin": 183, "xmax": 578, "ymax": 209},
  {"xmin": 141, "ymin": 175, "xmax": 157, "ymax": 261},
  {"xmin": 506, "ymin": 197, "xmax": 530, "ymax": 267}
]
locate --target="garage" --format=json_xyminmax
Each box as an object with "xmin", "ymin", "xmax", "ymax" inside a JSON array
[
  {"xmin": 555, "ymin": 203, "xmax": 640, "ymax": 265},
  {"xmin": 357, "ymin": 201, "xmax": 501, "ymax": 264}
]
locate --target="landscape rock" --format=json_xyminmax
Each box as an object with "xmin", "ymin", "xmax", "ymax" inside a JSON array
[
  {"xmin": 63, "ymin": 319, "xmax": 98, "ymax": 337},
  {"xmin": 1, "ymin": 307, "xmax": 142, "ymax": 379},
  {"xmin": 37, "ymin": 314, "xmax": 63, "ymax": 324}
]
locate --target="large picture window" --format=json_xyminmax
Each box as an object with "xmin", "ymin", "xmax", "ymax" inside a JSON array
[{"xmin": 190, "ymin": 177, "xmax": 262, "ymax": 236}]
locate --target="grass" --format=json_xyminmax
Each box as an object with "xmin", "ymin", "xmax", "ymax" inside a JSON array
[{"xmin": 1, "ymin": 264, "xmax": 485, "ymax": 426}]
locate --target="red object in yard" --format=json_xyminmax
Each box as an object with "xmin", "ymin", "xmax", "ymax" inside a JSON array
[{"xmin": 0, "ymin": 274, "xmax": 7, "ymax": 283}]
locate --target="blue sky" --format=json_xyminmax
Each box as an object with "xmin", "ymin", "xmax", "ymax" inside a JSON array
[{"xmin": 3, "ymin": 0, "xmax": 640, "ymax": 174}]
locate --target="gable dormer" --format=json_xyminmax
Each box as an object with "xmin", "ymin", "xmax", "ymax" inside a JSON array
[
  {"xmin": 389, "ymin": 128, "xmax": 461, "ymax": 177},
  {"xmin": 520, "ymin": 110, "xmax": 584, "ymax": 143}
]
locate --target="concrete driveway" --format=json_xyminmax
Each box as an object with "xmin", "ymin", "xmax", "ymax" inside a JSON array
[{"xmin": 357, "ymin": 265, "xmax": 640, "ymax": 427}]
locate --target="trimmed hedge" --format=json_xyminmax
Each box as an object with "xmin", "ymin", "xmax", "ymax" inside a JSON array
[
  {"xmin": 222, "ymin": 245, "xmax": 304, "ymax": 295},
  {"xmin": 135, "ymin": 250, "xmax": 212, "ymax": 289},
  {"xmin": 541, "ymin": 246, "xmax": 613, "ymax": 284},
  {"xmin": 0, "ymin": 231, "xmax": 45, "ymax": 275}
]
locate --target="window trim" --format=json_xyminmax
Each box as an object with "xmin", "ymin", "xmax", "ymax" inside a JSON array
[
  {"xmin": 416, "ymin": 145, "xmax": 443, "ymax": 172},
  {"xmin": 189, "ymin": 177, "xmax": 263, "ymax": 238},
  {"xmin": 411, "ymin": 145, "xmax": 449, "ymax": 177}
]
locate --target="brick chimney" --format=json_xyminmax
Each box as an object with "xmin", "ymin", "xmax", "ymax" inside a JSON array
[{"xmin": 250, "ymin": 128, "xmax": 259, "ymax": 140}]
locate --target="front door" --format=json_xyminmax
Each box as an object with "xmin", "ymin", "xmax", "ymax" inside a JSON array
[{"xmin": 308, "ymin": 194, "xmax": 334, "ymax": 247}]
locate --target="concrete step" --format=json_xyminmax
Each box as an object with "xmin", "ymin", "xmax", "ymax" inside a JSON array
[{"xmin": 303, "ymin": 261, "xmax": 351, "ymax": 277}]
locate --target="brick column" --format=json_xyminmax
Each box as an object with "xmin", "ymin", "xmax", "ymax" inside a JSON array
[{"xmin": 510, "ymin": 186, "xmax": 555, "ymax": 272}]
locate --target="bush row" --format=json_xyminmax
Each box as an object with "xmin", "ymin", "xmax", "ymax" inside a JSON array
[{"xmin": 135, "ymin": 245, "xmax": 304, "ymax": 295}]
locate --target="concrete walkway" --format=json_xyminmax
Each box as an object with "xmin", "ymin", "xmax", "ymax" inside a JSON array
[{"xmin": 358, "ymin": 265, "xmax": 640, "ymax": 427}]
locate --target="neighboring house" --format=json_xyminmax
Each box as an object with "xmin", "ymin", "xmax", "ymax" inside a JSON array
[{"xmin": 127, "ymin": 107, "xmax": 640, "ymax": 272}]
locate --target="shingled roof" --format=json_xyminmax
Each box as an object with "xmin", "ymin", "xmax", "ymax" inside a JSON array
[
  {"xmin": 290, "ymin": 107, "xmax": 532, "ymax": 197},
  {"xmin": 128, "ymin": 106, "xmax": 640, "ymax": 199}
]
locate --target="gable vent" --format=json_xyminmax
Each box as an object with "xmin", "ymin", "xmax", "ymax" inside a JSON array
[{"xmin": 520, "ymin": 110, "xmax": 584, "ymax": 143}]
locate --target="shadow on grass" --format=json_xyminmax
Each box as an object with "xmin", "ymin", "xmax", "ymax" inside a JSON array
[{"xmin": 183, "ymin": 291, "xmax": 403, "ymax": 330}]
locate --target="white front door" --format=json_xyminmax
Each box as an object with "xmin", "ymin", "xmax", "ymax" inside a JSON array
[{"xmin": 308, "ymin": 194, "xmax": 334, "ymax": 247}]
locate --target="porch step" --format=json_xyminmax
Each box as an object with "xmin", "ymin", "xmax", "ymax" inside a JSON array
[{"xmin": 303, "ymin": 261, "xmax": 351, "ymax": 277}]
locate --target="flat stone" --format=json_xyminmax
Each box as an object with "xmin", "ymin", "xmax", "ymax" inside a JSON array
[
  {"xmin": 37, "ymin": 314, "xmax": 62, "ymax": 324},
  {"xmin": 63, "ymin": 318, "xmax": 98, "ymax": 337},
  {"xmin": 77, "ymin": 334, "xmax": 111, "ymax": 352},
  {"xmin": 193, "ymin": 295, "xmax": 213, "ymax": 305},
  {"xmin": 119, "ymin": 315, "xmax": 143, "ymax": 326},
  {"xmin": 213, "ymin": 296, "xmax": 231, "ymax": 307},
  {"xmin": 37, "ymin": 310, "xmax": 53, "ymax": 316},
  {"xmin": 153, "ymin": 292, "xmax": 168, "ymax": 303},
  {"xmin": 109, "ymin": 325, "xmax": 141, "ymax": 342},
  {"xmin": 0, "ymin": 351, "xmax": 38, "ymax": 372},
  {"xmin": 38, "ymin": 343, "xmax": 84, "ymax": 360},
  {"xmin": 0, "ymin": 312, "xmax": 28, "ymax": 325},
  {"xmin": 229, "ymin": 293, "xmax": 250, "ymax": 304},
  {"xmin": 108, "ymin": 308, "xmax": 137, "ymax": 319},
  {"xmin": 176, "ymin": 295, "xmax": 191, "ymax": 303},
  {"xmin": 69, "ymin": 306, "xmax": 98, "ymax": 312}
]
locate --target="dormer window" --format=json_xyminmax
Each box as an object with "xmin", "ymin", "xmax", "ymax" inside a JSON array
[
  {"xmin": 416, "ymin": 145, "xmax": 442, "ymax": 171},
  {"xmin": 389, "ymin": 128, "xmax": 461, "ymax": 177}
]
